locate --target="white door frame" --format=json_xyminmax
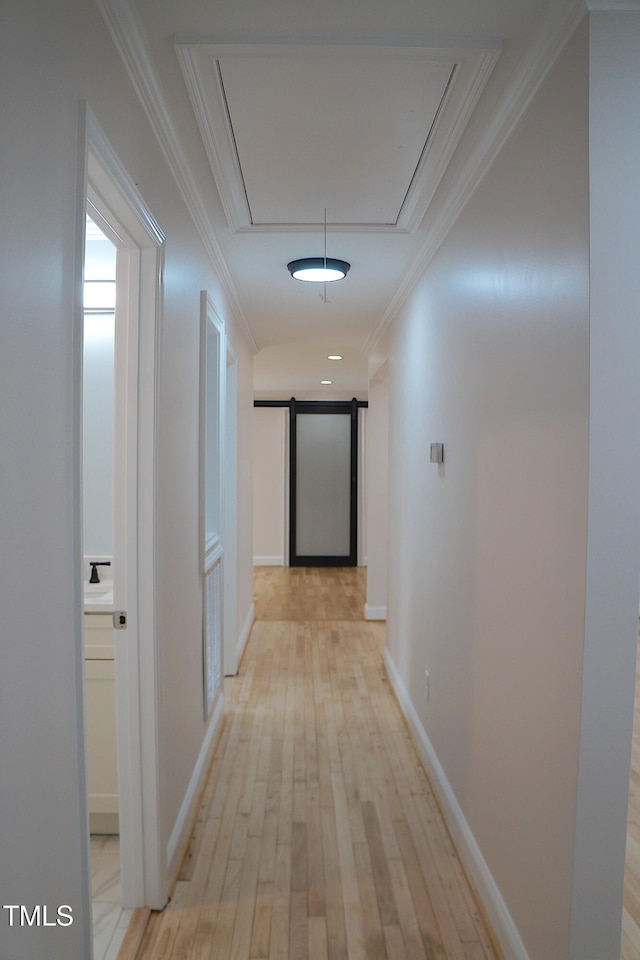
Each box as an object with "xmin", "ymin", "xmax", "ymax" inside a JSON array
[
  {"xmin": 79, "ymin": 103, "xmax": 167, "ymax": 910},
  {"xmin": 223, "ymin": 341, "xmax": 239, "ymax": 675}
]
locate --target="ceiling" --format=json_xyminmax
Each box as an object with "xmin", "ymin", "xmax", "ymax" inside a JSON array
[{"xmin": 107, "ymin": 0, "xmax": 579, "ymax": 398}]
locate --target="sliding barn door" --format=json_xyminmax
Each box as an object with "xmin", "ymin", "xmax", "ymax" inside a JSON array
[{"xmin": 289, "ymin": 399, "xmax": 358, "ymax": 566}]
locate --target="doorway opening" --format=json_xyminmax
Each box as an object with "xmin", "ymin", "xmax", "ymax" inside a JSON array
[
  {"xmin": 252, "ymin": 398, "xmax": 368, "ymax": 570},
  {"xmin": 79, "ymin": 105, "xmax": 167, "ymax": 943},
  {"xmin": 82, "ymin": 216, "xmax": 122, "ymax": 955}
]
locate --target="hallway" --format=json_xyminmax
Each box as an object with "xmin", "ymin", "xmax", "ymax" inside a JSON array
[{"xmin": 119, "ymin": 567, "xmax": 499, "ymax": 960}]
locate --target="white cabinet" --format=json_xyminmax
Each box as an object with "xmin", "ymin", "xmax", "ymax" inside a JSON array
[{"xmin": 84, "ymin": 613, "xmax": 119, "ymax": 834}]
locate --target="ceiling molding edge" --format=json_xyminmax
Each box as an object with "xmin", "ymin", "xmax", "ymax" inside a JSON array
[
  {"xmin": 396, "ymin": 46, "xmax": 502, "ymax": 233},
  {"xmin": 174, "ymin": 42, "xmax": 252, "ymax": 234},
  {"xmin": 362, "ymin": 0, "xmax": 587, "ymax": 357},
  {"xmin": 233, "ymin": 221, "xmax": 410, "ymax": 234},
  {"xmin": 94, "ymin": 0, "xmax": 260, "ymax": 354}
]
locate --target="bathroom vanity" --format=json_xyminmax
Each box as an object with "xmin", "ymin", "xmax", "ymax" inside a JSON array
[{"xmin": 84, "ymin": 583, "xmax": 119, "ymax": 834}]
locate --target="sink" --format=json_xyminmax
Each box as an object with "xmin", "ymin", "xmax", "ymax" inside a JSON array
[
  {"xmin": 85, "ymin": 581, "xmax": 112, "ymax": 594},
  {"xmin": 84, "ymin": 581, "xmax": 114, "ymax": 610}
]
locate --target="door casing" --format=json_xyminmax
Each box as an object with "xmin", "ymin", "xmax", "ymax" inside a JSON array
[{"xmin": 79, "ymin": 103, "xmax": 166, "ymax": 911}]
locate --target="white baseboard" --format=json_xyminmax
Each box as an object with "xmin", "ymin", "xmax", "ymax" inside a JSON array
[
  {"xmin": 383, "ymin": 648, "xmax": 529, "ymax": 960},
  {"xmin": 253, "ymin": 555, "xmax": 284, "ymax": 566},
  {"xmin": 166, "ymin": 690, "xmax": 225, "ymax": 885},
  {"xmin": 365, "ymin": 603, "xmax": 387, "ymax": 621},
  {"xmin": 236, "ymin": 602, "xmax": 255, "ymax": 667}
]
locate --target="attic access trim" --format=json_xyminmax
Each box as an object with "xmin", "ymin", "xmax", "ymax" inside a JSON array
[{"xmin": 174, "ymin": 41, "xmax": 502, "ymax": 235}]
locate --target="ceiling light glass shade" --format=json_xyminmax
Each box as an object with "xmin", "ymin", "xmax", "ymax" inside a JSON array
[{"xmin": 287, "ymin": 258, "xmax": 350, "ymax": 282}]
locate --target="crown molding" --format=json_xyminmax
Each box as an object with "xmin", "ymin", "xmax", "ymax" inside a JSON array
[
  {"xmin": 585, "ymin": 1, "xmax": 640, "ymax": 9},
  {"xmin": 397, "ymin": 45, "xmax": 501, "ymax": 233},
  {"xmin": 94, "ymin": 0, "xmax": 260, "ymax": 354},
  {"xmin": 363, "ymin": 0, "xmax": 586, "ymax": 356},
  {"xmin": 85, "ymin": 104, "xmax": 166, "ymax": 248},
  {"xmin": 174, "ymin": 43, "xmax": 251, "ymax": 234}
]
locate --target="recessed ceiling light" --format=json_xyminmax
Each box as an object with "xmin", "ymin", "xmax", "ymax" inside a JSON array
[
  {"xmin": 320, "ymin": 380, "xmax": 333, "ymax": 385},
  {"xmin": 287, "ymin": 258, "xmax": 350, "ymax": 283},
  {"xmin": 327, "ymin": 355, "xmax": 343, "ymax": 361}
]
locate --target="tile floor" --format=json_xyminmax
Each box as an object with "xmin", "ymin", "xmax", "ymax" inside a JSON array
[{"xmin": 90, "ymin": 835, "xmax": 131, "ymax": 960}]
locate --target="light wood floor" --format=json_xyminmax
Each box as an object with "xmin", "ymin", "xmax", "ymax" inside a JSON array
[
  {"xmin": 253, "ymin": 566, "xmax": 367, "ymax": 621},
  {"xmin": 622, "ymin": 629, "xmax": 640, "ymax": 960},
  {"xmin": 118, "ymin": 567, "xmax": 500, "ymax": 960}
]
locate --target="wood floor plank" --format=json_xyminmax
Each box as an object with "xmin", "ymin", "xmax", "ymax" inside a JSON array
[
  {"xmin": 249, "ymin": 779, "xmax": 269, "ymax": 839},
  {"xmin": 185, "ymin": 933, "xmax": 213, "ymax": 960},
  {"xmin": 269, "ymin": 843, "xmax": 292, "ymax": 960},
  {"xmin": 354, "ymin": 841, "xmax": 387, "ymax": 960},
  {"xmin": 183, "ymin": 817, "xmax": 221, "ymax": 913},
  {"xmin": 393, "ymin": 818, "xmax": 446, "ymax": 959},
  {"xmin": 250, "ymin": 881, "xmax": 273, "ymax": 959},
  {"xmin": 291, "ymin": 821, "xmax": 308, "ymax": 894},
  {"xmin": 331, "ymin": 773, "xmax": 367, "ymax": 960},
  {"xmin": 382, "ymin": 925, "xmax": 409, "ymax": 960},
  {"xmin": 141, "ymin": 881, "xmax": 189, "ymax": 960},
  {"xmin": 401, "ymin": 802, "xmax": 469, "ymax": 960},
  {"xmin": 258, "ymin": 806, "xmax": 278, "ymax": 886},
  {"xmin": 386, "ymin": 858, "xmax": 429, "ymax": 960},
  {"xmin": 178, "ymin": 752, "xmax": 220, "ymax": 883},
  {"xmin": 290, "ymin": 890, "xmax": 309, "ymax": 960},
  {"xmin": 306, "ymin": 785, "xmax": 325, "ymax": 918},
  {"xmin": 308, "ymin": 916, "xmax": 328, "ymax": 960},
  {"xmin": 128, "ymin": 908, "xmax": 164, "ymax": 959},
  {"xmin": 320, "ymin": 805, "xmax": 348, "ymax": 960},
  {"xmin": 115, "ymin": 908, "xmax": 151, "ymax": 960},
  {"xmin": 361, "ymin": 800, "xmax": 399, "ymax": 927},
  {"xmin": 229, "ymin": 837, "xmax": 262, "ymax": 960},
  {"xmin": 207, "ymin": 856, "xmax": 242, "ymax": 959}
]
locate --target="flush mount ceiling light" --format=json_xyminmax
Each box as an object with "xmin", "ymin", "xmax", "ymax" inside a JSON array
[
  {"xmin": 327, "ymin": 354, "xmax": 343, "ymax": 361},
  {"xmin": 287, "ymin": 258, "xmax": 350, "ymax": 283},
  {"xmin": 287, "ymin": 209, "xmax": 350, "ymax": 284}
]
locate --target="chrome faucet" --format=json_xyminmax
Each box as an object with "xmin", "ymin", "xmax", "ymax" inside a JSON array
[{"xmin": 89, "ymin": 561, "xmax": 111, "ymax": 584}]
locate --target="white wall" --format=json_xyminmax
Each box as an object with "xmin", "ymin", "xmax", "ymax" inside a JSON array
[
  {"xmin": 0, "ymin": 2, "xmax": 254, "ymax": 956},
  {"xmin": 365, "ymin": 366, "xmax": 389, "ymax": 619},
  {"xmin": 253, "ymin": 407, "xmax": 287, "ymax": 565},
  {"xmin": 569, "ymin": 12, "xmax": 640, "ymax": 960},
  {"xmin": 380, "ymin": 22, "xmax": 590, "ymax": 959}
]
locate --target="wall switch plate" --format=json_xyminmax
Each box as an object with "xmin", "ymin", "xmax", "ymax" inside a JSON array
[
  {"xmin": 424, "ymin": 669, "xmax": 430, "ymax": 701},
  {"xmin": 430, "ymin": 443, "xmax": 444, "ymax": 464}
]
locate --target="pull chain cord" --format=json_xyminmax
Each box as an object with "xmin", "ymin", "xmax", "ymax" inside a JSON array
[{"xmin": 321, "ymin": 207, "xmax": 330, "ymax": 303}]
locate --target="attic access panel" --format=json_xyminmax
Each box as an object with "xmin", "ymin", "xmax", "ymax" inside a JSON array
[{"xmin": 175, "ymin": 42, "xmax": 501, "ymax": 233}]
